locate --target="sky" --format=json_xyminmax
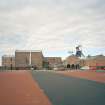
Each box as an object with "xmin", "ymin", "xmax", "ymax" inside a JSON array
[{"xmin": 0, "ymin": 0, "xmax": 105, "ymax": 64}]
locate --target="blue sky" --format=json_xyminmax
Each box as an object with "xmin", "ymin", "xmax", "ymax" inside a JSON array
[{"xmin": 0, "ymin": 0, "xmax": 105, "ymax": 64}]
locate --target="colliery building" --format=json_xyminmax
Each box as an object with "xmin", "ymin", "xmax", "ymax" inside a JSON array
[
  {"xmin": 15, "ymin": 50, "xmax": 44, "ymax": 70},
  {"xmin": 2, "ymin": 50, "xmax": 62, "ymax": 70},
  {"xmin": 2, "ymin": 50, "xmax": 105, "ymax": 70},
  {"xmin": 64, "ymin": 54, "xmax": 105, "ymax": 70},
  {"xmin": 44, "ymin": 57, "xmax": 62, "ymax": 69},
  {"xmin": 2, "ymin": 55, "xmax": 15, "ymax": 70},
  {"xmin": 64, "ymin": 55, "xmax": 80, "ymax": 69},
  {"xmin": 79, "ymin": 55, "xmax": 105, "ymax": 70}
]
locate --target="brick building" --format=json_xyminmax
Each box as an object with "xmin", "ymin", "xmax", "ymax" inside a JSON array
[
  {"xmin": 79, "ymin": 55, "xmax": 105, "ymax": 70},
  {"xmin": 15, "ymin": 50, "xmax": 44, "ymax": 70},
  {"xmin": 31, "ymin": 51, "xmax": 44, "ymax": 69},
  {"xmin": 45, "ymin": 57, "xmax": 62, "ymax": 69},
  {"xmin": 2, "ymin": 50, "xmax": 63, "ymax": 70},
  {"xmin": 64, "ymin": 55, "xmax": 80, "ymax": 69},
  {"xmin": 2, "ymin": 55, "xmax": 15, "ymax": 70},
  {"xmin": 65, "ymin": 55, "xmax": 80, "ymax": 65}
]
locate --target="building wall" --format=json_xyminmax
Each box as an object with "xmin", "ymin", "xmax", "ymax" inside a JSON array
[
  {"xmin": 65, "ymin": 55, "xmax": 80, "ymax": 65},
  {"xmin": 94, "ymin": 56, "xmax": 105, "ymax": 66},
  {"xmin": 79, "ymin": 55, "xmax": 105, "ymax": 67},
  {"xmin": 15, "ymin": 51, "xmax": 30, "ymax": 68},
  {"xmin": 15, "ymin": 50, "xmax": 44, "ymax": 69},
  {"xmin": 79, "ymin": 59, "xmax": 86, "ymax": 67},
  {"xmin": 45, "ymin": 57, "xmax": 62, "ymax": 68},
  {"xmin": 2, "ymin": 56, "xmax": 15, "ymax": 69},
  {"xmin": 31, "ymin": 52, "xmax": 44, "ymax": 69}
]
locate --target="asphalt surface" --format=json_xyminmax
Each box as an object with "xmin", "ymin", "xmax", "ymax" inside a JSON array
[{"xmin": 31, "ymin": 71, "xmax": 105, "ymax": 105}]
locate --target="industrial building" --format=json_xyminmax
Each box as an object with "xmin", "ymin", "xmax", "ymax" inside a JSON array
[
  {"xmin": 44, "ymin": 57, "xmax": 62, "ymax": 69},
  {"xmin": 2, "ymin": 48, "xmax": 105, "ymax": 70},
  {"xmin": 63, "ymin": 54, "xmax": 105, "ymax": 70},
  {"xmin": 2, "ymin": 55, "xmax": 15, "ymax": 70},
  {"xmin": 15, "ymin": 50, "xmax": 44, "ymax": 70},
  {"xmin": 64, "ymin": 55, "xmax": 80, "ymax": 69},
  {"xmin": 79, "ymin": 55, "xmax": 105, "ymax": 70},
  {"xmin": 2, "ymin": 50, "xmax": 62, "ymax": 70}
]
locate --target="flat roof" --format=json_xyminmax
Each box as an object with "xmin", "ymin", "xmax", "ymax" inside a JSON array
[
  {"xmin": 2, "ymin": 55, "xmax": 15, "ymax": 57},
  {"xmin": 15, "ymin": 50, "xmax": 42, "ymax": 52}
]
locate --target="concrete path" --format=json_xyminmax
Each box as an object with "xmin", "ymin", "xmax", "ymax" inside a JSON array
[
  {"xmin": 57, "ymin": 70, "xmax": 105, "ymax": 83},
  {"xmin": 31, "ymin": 71, "xmax": 105, "ymax": 105}
]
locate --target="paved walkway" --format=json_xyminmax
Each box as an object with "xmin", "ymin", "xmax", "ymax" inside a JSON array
[
  {"xmin": 56, "ymin": 70, "xmax": 105, "ymax": 83},
  {"xmin": 31, "ymin": 71, "xmax": 105, "ymax": 105},
  {"xmin": 0, "ymin": 71, "xmax": 52, "ymax": 105}
]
